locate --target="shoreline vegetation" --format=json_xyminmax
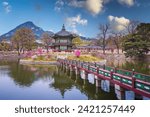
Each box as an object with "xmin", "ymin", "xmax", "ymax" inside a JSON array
[
  {"xmin": 0, "ymin": 51, "xmax": 149, "ymax": 62},
  {"xmin": 0, "ymin": 51, "xmax": 149, "ymax": 75}
]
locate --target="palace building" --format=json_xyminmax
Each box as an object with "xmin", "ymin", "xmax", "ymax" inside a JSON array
[{"xmin": 53, "ymin": 24, "xmax": 76, "ymax": 51}]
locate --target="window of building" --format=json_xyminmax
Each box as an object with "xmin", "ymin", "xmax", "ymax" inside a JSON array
[
  {"xmin": 60, "ymin": 46, "xmax": 67, "ymax": 50},
  {"xmin": 60, "ymin": 40, "xmax": 67, "ymax": 43}
]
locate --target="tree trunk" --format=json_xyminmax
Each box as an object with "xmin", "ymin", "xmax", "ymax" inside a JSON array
[
  {"xmin": 18, "ymin": 50, "xmax": 20, "ymax": 56},
  {"xmin": 103, "ymin": 38, "xmax": 105, "ymax": 54},
  {"xmin": 46, "ymin": 46, "xmax": 49, "ymax": 53},
  {"xmin": 117, "ymin": 48, "xmax": 119, "ymax": 54}
]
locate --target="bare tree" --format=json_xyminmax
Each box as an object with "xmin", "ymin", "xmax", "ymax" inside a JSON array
[
  {"xmin": 42, "ymin": 33, "xmax": 53, "ymax": 53},
  {"xmin": 0, "ymin": 39, "xmax": 11, "ymax": 51},
  {"xmin": 99, "ymin": 24, "xmax": 110, "ymax": 54},
  {"xmin": 110, "ymin": 32, "xmax": 123, "ymax": 54},
  {"xmin": 11, "ymin": 28, "xmax": 35, "ymax": 55},
  {"xmin": 126, "ymin": 20, "xmax": 139, "ymax": 34}
]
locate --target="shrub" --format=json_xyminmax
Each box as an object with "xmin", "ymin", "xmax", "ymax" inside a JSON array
[{"xmin": 74, "ymin": 50, "xmax": 81, "ymax": 58}]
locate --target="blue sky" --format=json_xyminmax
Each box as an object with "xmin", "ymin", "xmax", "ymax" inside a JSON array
[{"xmin": 0, "ymin": 0, "xmax": 150, "ymax": 38}]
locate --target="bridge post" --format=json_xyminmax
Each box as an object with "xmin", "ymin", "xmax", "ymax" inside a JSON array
[
  {"xmin": 110, "ymin": 69, "xmax": 114, "ymax": 80},
  {"xmin": 87, "ymin": 62, "xmax": 90, "ymax": 71},
  {"xmin": 94, "ymin": 87, "xmax": 99, "ymax": 99},
  {"xmin": 75, "ymin": 73, "xmax": 81, "ymax": 83},
  {"xmin": 95, "ymin": 75, "xmax": 101, "ymax": 87},
  {"xmin": 78, "ymin": 60, "xmax": 81, "ymax": 67},
  {"xmin": 66, "ymin": 64, "xmax": 69, "ymax": 70},
  {"xmin": 114, "ymin": 66, "xmax": 117, "ymax": 73},
  {"xmin": 97, "ymin": 67, "xmax": 99, "ymax": 74},
  {"xmin": 132, "ymin": 69, "xmax": 135, "ymax": 88},
  {"xmin": 75, "ymin": 60, "xmax": 78, "ymax": 66},
  {"xmin": 75, "ymin": 66, "xmax": 80, "ymax": 75},
  {"xmin": 103, "ymin": 64, "xmax": 105, "ymax": 70},
  {"xmin": 81, "ymin": 70, "xmax": 88, "ymax": 79},
  {"xmin": 69, "ymin": 65, "xmax": 73, "ymax": 72},
  {"xmin": 81, "ymin": 61, "xmax": 83, "ymax": 68},
  {"xmin": 95, "ymin": 67, "xmax": 101, "ymax": 87},
  {"xmin": 83, "ymin": 79, "xmax": 88, "ymax": 89},
  {"xmin": 59, "ymin": 61, "xmax": 63, "ymax": 69}
]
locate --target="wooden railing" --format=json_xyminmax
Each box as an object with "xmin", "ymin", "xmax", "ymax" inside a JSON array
[{"xmin": 58, "ymin": 59, "xmax": 150, "ymax": 98}]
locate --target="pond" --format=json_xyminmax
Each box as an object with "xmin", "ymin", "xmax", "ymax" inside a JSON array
[
  {"xmin": 0, "ymin": 60, "xmax": 117, "ymax": 100},
  {"xmin": 0, "ymin": 60, "xmax": 149, "ymax": 100}
]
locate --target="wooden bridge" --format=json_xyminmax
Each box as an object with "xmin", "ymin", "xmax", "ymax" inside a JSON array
[{"xmin": 58, "ymin": 59, "xmax": 150, "ymax": 98}]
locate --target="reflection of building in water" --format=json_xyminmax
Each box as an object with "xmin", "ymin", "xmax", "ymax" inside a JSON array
[
  {"xmin": 52, "ymin": 66, "xmax": 117, "ymax": 100},
  {"xmin": 51, "ymin": 68, "xmax": 74, "ymax": 98}
]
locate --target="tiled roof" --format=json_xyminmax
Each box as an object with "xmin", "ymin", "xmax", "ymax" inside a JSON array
[{"xmin": 55, "ymin": 24, "xmax": 73, "ymax": 37}]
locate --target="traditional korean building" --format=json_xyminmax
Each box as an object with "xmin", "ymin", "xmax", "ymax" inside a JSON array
[{"xmin": 53, "ymin": 24, "xmax": 76, "ymax": 51}]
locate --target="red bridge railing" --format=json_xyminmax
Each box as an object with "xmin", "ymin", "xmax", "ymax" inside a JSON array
[{"xmin": 58, "ymin": 59, "xmax": 150, "ymax": 98}]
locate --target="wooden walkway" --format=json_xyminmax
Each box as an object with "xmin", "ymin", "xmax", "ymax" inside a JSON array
[{"xmin": 58, "ymin": 59, "xmax": 150, "ymax": 98}]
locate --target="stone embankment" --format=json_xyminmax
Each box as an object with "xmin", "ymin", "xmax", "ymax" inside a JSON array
[
  {"xmin": 19, "ymin": 60, "xmax": 58, "ymax": 65},
  {"xmin": 0, "ymin": 52, "xmax": 23, "ymax": 60}
]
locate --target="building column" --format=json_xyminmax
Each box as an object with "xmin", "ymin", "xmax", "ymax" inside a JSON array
[{"xmin": 95, "ymin": 75, "xmax": 101, "ymax": 87}]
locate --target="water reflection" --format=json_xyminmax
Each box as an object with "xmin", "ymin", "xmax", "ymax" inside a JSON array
[
  {"xmin": 101, "ymin": 80, "xmax": 110, "ymax": 93},
  {"xmin": 63, "ymin": 68, "xmax": 117, "ymax": 100},
  {"xmin": 50, "ymin": 67, "xmax": 74, "ymax": 98},
  {"xmin": 8, "ymin": 62, "xmax": 56, "ymax": 87},
  {"xmin": 1, "ymin": 60, "xmax": 146, "ymax": 100}
]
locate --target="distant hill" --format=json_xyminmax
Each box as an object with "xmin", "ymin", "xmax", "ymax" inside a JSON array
[
  {"xmin": 80, "ymin": 36, "xmax": 96, "ymax": 41},
  {"xmin": 0, "ymin": 21, "xmax": 54, "ymax": 41},
  {"xmin": 0, "ymin": 21, "xmax": 95, "ymax": 42}
]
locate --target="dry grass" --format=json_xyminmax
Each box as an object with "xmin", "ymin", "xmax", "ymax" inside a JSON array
[{"xmin": 67, "ymin": 55, "xmax": 102, "ymax": 62}]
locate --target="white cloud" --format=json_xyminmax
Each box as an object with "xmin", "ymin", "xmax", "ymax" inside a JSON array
[
  {"xmin": 68, "ymin": 0, "xmax": 85, "ymax": 8},
  {"xmin": 55, "ymin": 0, "xmax": 64, "ymax": 11},
  {"xmin": 2, "ymin": 1, "xmax": 11, "ymax": 13},
  {"xmin": 118, "ymin": 0, "xmax": 135, "ymax": 6},
  {"xmin": 108, "ymin": 15, "xmax": 130, "ymax": 32},
  {"xmin": 55, "ymin": 0, "xmax": 111, "ymax": 15},
  {"xmin": 66, "ymin": 14, "xmax": 87, "ymax": 27},
  {"xmin": 66, "ymin": 14, "xmax": 88, "ymax": 34},
  {"xmin": 2, "ymin": 2, "xmax": 9, "ymax": 6},
  {"xmin": 69, "ymin": 0, "xmax": 106, "ymax": 15},
  {"xmin": 86, "ymin": 0, "xmax": 104, "ymax": 15}
]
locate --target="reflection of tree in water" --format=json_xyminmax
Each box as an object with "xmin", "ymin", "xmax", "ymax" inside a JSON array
[
  {"xmin": 26, "ymin": 65, "xmax": 57, "ymax": 79},
  {"xmin": 60, "ymin": 69, "xmax": 117, "ymax": 100},
  {"xmin": 50, "ymin": 67, "xmax": 74, "ymax": 98},
  {"xmin": 73, "ymin": 77, "xmax": 117, "ymax": 100},
  {"xmin": 8, "ymin": 61, "xmax": 57, "ymax": 87},
  {"xmin": 8, "ymin": 61, "xmax": 35, "ymax": 87}
]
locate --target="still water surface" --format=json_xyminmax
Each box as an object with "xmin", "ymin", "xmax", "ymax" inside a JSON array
[
  {"xmin": 0, "ymin": 61, "xmax": 117, "ymax": 100},
  {"xmin": 0, "ymin": 60, "xmax": 149, "ymax": 100}
]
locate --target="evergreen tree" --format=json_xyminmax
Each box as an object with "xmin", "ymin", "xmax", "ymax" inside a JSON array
[{"xmin": 123, "ymin": 23, "xmax": 150, "ymax": 58}]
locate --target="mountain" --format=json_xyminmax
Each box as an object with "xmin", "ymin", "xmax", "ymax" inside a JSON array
[
  {"xmin": 80, "ymin": 36, "xmax": 96, "ymax": 41},
  {"xmin": 0, "ymin": 21, "xmax": 54, "ymax": 41},
  {"xmin": 0, "ymin": 21, "xmax": 95, "ymax": 42}
]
